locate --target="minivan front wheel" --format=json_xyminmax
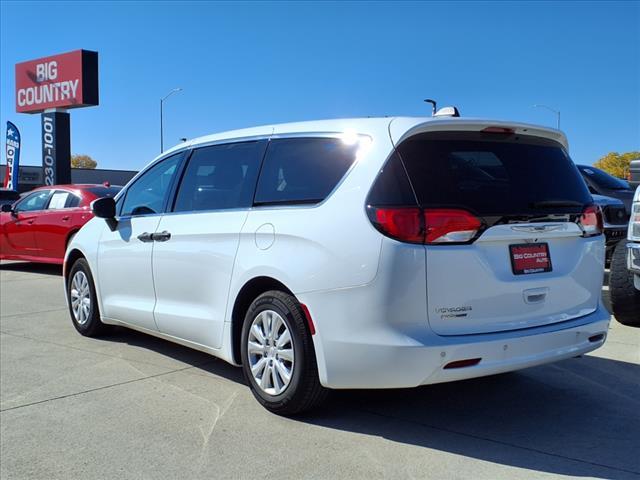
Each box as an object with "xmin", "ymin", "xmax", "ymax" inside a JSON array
[
  {"xmin": 240, "ymin": 291, "xmax": 327, "ymax": 415},
  {"xmin": 67, "ymin": 258, "xmax": 107, "ymax": 336}
]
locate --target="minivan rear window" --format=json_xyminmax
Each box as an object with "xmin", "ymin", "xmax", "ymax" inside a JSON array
[
  {"xmin": 394, "ymin": 131, "xmax": 592, "ymax": 216},
  {"xmin": 254, "ymin": 138, "xmax": 358, "ymax": 205}
]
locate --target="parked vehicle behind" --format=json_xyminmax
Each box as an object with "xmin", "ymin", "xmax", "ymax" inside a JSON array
[
  {"xmin": 1, "ymin": 184, "xmax": 121, "ymax": 264},
  {"xmin": 591, "ymin": 194, "xmax": 629, "ymax": 263},
  {"xmin": 64, "ymin": 116, "xmax": 610, "ymax": 415},
  {"xmin": 578, "ymin": 164, "xmax": 635, "ymax": 214},
  {"xmin": 629, "ymin": 159, "xmax": 640, "ymax": 188},
  {"xmin": 0, "ymin": 189, "xmax": 20, "ymax": 208},
  {"xmin": 610, "ymin": 185, "xmax": 640, "ymax": 326}
]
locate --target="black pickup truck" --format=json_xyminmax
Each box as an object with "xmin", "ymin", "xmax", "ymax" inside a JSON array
[{"xmin": 610, "ymin": 185, "xmax": 640, "ymax": 327}]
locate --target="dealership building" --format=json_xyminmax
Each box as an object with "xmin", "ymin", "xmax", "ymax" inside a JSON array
[{"xmin": 0, "ymin": 164, "xmax": 137, "ymax": 193}]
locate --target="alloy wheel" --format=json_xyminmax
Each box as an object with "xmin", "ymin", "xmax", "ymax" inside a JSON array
[
  {"xmin": 247, "ymin": 310, "xmax": 295, "ymax": 396},
  {"xmin": 70, "ymin": 271, "xmax": 91, "ymax": 325}
]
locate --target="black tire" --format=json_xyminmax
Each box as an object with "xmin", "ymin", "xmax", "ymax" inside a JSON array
[
  {"xmin": 67, "ymin": 258, "xmax": 108, "ymax": 336},
  {"xmin": 609, "ymin": 241, "xmax": 640, "ymax": 327},
  {"xmin": 240, "ymin": 290, "xmax": 327, "ymax": 415}
]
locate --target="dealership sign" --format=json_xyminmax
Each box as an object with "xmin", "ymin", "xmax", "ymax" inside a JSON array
[{"xmin": 15, "ymin": 49, "xmax": 99, "ymax": 114}]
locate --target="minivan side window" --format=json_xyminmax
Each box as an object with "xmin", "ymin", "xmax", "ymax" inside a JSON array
[
  {"xmin": 254, "ymin": 138, "xmax": 358, "ymax": 205},
  {"xmin": 367, "ymin": 152, "xmax": 417, "ymax": 206},
  {"xmin": 173, "ymin": 141, "xmax": 263, "ymax": 212},
  {"xmin": 121, "ymin": 153, "xmax": 182, "ymax": 216}
]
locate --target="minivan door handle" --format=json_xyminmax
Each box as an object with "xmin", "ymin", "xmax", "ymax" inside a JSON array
[
  {"xmin": 151, "ymin": 231, "xmax": 171, "ymax": 242},
  {"xmin": 137, "ymin": 232, "xmax": 154, "ymax": 242}
]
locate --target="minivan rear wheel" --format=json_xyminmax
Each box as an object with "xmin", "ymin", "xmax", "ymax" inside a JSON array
[{"xmin": 240, "ymin": 290, "xmax": 327, "ymax": 415}]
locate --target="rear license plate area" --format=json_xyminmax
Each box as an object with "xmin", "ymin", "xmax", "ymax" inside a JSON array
[{"xmin": 509, "ymin": 243, "xmax": 552, "ymax": 275}]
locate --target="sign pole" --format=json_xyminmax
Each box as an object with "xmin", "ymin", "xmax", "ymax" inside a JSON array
[{"xmin": 41, "ymin": 109, "xmax": 71, "ymax": 185}]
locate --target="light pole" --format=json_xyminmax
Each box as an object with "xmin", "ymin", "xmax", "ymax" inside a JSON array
[
  {"xmin": 533, "ymin": 104, "xmax": 560, "ymax": 130},
  {"xmin": 160, "ymin": 88, "xmax": 182, "ymax": 153}
]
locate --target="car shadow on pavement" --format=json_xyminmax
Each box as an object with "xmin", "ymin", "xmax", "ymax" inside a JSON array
[
  {"xmin": 304, "ymin": 356, "xmax": 640, "ymax": 480},
  {"xmin": 98, "ymin": 326, "xmax": 245, "ymax": 383},
  {"xmin": 96, "ymin": 326, "xmax": 639, "ymax": 479},
  {"xmin": 0, "ymin": 261, "xmax": 62, "ymax": 276}
]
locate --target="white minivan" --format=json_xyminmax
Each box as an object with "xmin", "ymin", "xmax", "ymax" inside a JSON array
[{"xmin": 64, "ymin": 115, "xmax": 610, "ymax": 414}]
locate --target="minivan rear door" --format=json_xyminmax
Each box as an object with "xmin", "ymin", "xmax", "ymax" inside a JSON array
[{"xmin": 394, "ymin": 128, "xmax": 603, "ymax": 336}]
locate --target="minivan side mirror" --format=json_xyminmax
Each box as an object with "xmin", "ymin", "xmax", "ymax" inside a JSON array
[
  {"xmin": 1, "ymin": 204, "xmax": 13, "ymax": 213},
  {"xmin": 91, "ymin": 197, "xmax": 118, "ymax": 231}
]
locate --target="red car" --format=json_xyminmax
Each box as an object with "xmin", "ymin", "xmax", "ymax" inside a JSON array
[{"xmin": 0, "ymin": 184, "xmax": 121, "ymax": 265}]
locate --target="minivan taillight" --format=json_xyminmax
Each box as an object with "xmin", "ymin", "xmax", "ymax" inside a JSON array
[
  {"xmin": 368, "ymin": 207, "xmax": 482, "ymax": 244},
  {"xmin": 424, "ymin": 209, "xmax": 482, "ymax": 243},
  {"xmin": 579, "ymin": 204, "xmax": 603, "ymax": 237},
  {"xmin": 369, "ymin": 207, "xmax": 423, "ymax": 243}
]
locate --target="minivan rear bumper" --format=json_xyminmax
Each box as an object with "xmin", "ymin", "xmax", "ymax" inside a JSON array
[
  {"xmin": 306, "ymin": 301, "xmax": 610, "ymax": 389},
  {"xmin": 421, "ymin": 309, "xmax": 609, "ymax": 386}
]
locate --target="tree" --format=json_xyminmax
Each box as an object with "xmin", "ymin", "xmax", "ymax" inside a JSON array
[
  {"xmin": 593, "ymin": 151, "xmax": 640, "ymax": 179},
  {"xmin": 71, "ymin": 154, "xmax": 98, "ymax": 169}
]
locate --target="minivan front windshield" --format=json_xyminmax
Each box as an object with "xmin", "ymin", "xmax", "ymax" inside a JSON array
[{"xmin": 396, "ymin": 131, "xmax": 592, "ymax": 217}]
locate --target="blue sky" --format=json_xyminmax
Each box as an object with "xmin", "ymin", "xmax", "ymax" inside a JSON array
[{"xmin": 1, "ymin": 1, "xmax": 638, "ymax": 171}]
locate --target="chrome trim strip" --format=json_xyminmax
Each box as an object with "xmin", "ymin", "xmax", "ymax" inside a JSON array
[
  {"xmin": 188, "ymin": 133, "xmax": 273, "ymax": 150},
  {"xmin": 510, "ymin": 224, "xmax": 564, "ymax": 233}
]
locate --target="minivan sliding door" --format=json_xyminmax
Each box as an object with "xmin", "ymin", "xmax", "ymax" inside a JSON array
[{"xmin": 152, "ymin": 140, "xmax": 266, "ymax": 349}]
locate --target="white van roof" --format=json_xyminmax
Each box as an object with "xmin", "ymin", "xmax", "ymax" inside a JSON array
[{"xmin": 162, "ymin": 116, "xmax": 568, "ymax": 157}]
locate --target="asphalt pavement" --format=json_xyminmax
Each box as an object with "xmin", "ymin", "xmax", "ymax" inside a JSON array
[{"xmin": 1, "ymin": 261, "xmax": 639, "ymax": 480}]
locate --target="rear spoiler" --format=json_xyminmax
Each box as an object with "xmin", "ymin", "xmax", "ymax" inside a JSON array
[{"xmin": 388, "ymin": 117, "xmax": 569, "ymax": 150}]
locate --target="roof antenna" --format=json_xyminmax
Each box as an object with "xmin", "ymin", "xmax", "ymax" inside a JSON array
[{"xmin": 424, "ymin": 99, "xmax": 437, "ymax": 116}]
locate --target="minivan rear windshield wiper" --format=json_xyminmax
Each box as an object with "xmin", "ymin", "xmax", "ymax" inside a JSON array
[{"xmin": 530, "ymin": 200, "xmax": 584, "ymax": 209}]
